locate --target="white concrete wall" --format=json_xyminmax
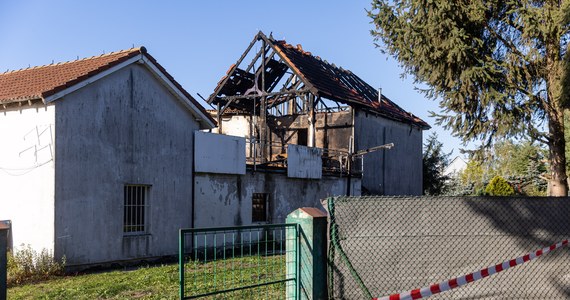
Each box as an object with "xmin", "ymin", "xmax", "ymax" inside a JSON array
[
  {"xmin": 217, "ymin": 115, "xmax": 251, "ymax": 138},
  {"xmin": 287, "ymin": 144, "xmax": 322, "ymax": 179},
  {"xmin": 54, "ymin": 64, "xmax": 199, "ymax": 266},
  {"xmin": 354, "ymin": 110, "xmax": 423, "ymax": 195},
  {"xmin": 0, "ymin": 104, "xmax": 55, "ymax": 253},
  {"xmin": 194, "ymin": 132, "xmax": 245, "ymax": 175},
  {"xmin": 194, "ymin": 172, "xmax": 360, "ymax": 228}
]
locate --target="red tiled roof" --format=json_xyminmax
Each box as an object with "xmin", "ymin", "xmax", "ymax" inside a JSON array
[
  {"xmin": 0, "ymin": 47, "xmax": 216, "ymax": 126},
  {"xmin": 0, "ymin": 48, "xmax": 142, "ymax": 103},
  {"xmin": 272, "ymin": 41, "xmax": 429, "ymax": 129}
]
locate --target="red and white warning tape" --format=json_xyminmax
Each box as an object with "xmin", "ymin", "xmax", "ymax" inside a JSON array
[{"xmin": 373, "ymin": 239, "xmax": 569, "ymax": 300}]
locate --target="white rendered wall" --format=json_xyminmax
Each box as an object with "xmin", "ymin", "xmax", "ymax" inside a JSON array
[
  {"xmin": 216, "ymin": 115, "xmax": 251, "ymax": 138},
  {"xmin": 0, "ymin": 104, "xmax": 55, "ymax": 253},
  {"xmin": 194, "ymin": 132, "xmax": 246, "ymax": 175}
]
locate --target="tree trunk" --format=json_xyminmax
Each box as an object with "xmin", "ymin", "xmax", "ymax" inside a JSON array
[
  {"xmin": 545, "ymin": 9, "xmax": 568, "ymax": 196},
  {"xmin": 547, "ymin": 110, "xmax": 568, "ymax": 196}
]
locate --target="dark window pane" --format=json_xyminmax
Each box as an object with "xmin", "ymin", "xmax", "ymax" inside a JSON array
[{"xmin": 252, "ymin": 193, "xmax": 268, "ymax": 222}]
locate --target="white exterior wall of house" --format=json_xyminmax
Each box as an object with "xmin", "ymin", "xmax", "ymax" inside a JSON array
[
  {"xmin": 444, "ymin": 156, "xmax": 468, "ymax": 178},
  {"xmin": 53, "ymin": 63, "xmax": 199, "ymax": 266},
  {"xmin": 354, "ymin": 109, "xmax": 424, "ymax": 196},
  {"xmin": 0, "ymin": 104, "xmax": 56, "ymax": 253}
]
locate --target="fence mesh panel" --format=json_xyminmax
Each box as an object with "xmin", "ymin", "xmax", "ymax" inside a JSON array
[
  {"xmin": 180, "ymin": 224, "xmax": 297, "ymax": 299},
  {"xmin": 325, "ymin": 196, "xmax": 570, "ymax": 299}
]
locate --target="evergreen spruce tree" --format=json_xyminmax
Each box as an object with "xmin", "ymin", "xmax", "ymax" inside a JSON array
[
  {"xmin": 370, "ymin": 1, "xmax": 570, "ymax": 196},
  {"xmin": 423, "ymin": 132, "xmax": 451, "ymax": 195}
]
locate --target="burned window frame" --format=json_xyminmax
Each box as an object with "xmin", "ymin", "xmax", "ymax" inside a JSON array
[{"xmin": 252, "ymin": 193, "xmax": 269, "ymax": 223}]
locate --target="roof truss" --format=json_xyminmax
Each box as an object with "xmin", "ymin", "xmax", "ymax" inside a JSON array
[{"xmin": 207, "ymin": 31, "xmax": 345, "ymax": 117}]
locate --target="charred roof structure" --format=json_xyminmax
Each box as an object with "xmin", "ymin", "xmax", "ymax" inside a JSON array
[
  {"xmin": 209, "ymin": 32, "xmax": 428, "ymax": 128},
  {"xmin": 208, "ymin": 32, "xmax": 429, "ymax": 195}
]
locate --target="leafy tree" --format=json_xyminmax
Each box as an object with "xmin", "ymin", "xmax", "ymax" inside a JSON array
[
  {"xmin": 460, "ymin": 159, "xmax": 486, "ymax": 190},
  {"xmin": 485, "ymin": 175, "xmax": 516, "ymax": 196},
  {"xmin": 458, "ymin": 140, "xmax": 547, "ymax": 195},
  {"xmin": 369, "ymin": 1, "xmax": 570, "ymax": 196},
  {"xmin": 423, "ymin": 132, "xmax": 451, "ymax": 195}
]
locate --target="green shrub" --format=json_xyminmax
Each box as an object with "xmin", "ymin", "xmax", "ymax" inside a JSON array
[
  {"xmin": 485, "ymin": 176, "xmax": 515, "ymax": 196},
  {"xmin": 7, "ymin": 244, "xmax": 66, "ymax": 286}
]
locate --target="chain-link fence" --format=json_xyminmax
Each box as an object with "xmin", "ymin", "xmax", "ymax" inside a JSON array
[{"xmin": 325, "ymin": 196, "xmax": 570, "ymax": 299}]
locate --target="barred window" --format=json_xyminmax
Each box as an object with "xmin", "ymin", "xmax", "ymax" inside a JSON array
[
  {"xmin": 252, "ymin": 193, "xmax": 269, "ymax": 222},
  {"xmin": 124, "ymin": 185, "xmax": 149, "ymax": 233}
]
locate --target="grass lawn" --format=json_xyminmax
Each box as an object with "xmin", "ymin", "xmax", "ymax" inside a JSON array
[
  {"xmin": 8, "ymin": 255, "xmax": 288, "ymax": 299},
  {"xmin": 8, "ymin": 264, "xmax": 180, "ymax": 300}
]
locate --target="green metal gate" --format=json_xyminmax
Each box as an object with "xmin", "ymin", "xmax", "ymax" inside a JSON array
[{"xmin": 179, "ymin": 224, "xmax": 299, "ymax": 299}]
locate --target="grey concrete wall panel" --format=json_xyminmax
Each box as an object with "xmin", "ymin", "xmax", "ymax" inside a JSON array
[
  {"xmin": 194, "ymin": 172, "xmax": 361, "ymax": 228},
  {"xmin": 54, "ymin": 64, "xmax": 199, "ymax": 266},
  {"xmin": 326, "ymin": 196, "xmax": 570, "ymax": 299},
  {"xmin": 194, "ymin": 132, "xmax": 246, "ymax": 175},
  {"xmin": 354, "ymin": 110, "xmax": 423, "ymax": 195},
  {"xmin": 287, "ymin": 144, "xmax": 322, "ymax": 179}
]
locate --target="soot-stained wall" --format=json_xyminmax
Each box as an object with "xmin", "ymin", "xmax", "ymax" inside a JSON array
[
  {"xmin": 54, "ymin": 64, "xmax": 199, "ymax": 266},
  {"xmin": 194, "ymin": 172, "xmax": 361, "ymax": 228}
]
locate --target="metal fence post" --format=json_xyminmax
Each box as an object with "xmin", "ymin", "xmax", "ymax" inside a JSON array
[
  {"xmin": 0, "ymin": 220, "xmax": 11, "ymax": 300},
  {"xmin": 286, "ymin": 208, "xmax": 328, "ymax": 300},
  {"xmin": 286, "ymin": 224, "xmax": 297, "ymax": 299},
  {"xmin": 179, "ymin": 229, "xmax": 185, "ymax": 300},
  {"xmin": 296, "ymin": 224, "xmax": 301, "ymax": 300}
]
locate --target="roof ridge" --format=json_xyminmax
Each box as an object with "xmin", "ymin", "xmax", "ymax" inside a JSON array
[{"xmin": 0, "ymin": 47, "xmax": 145, "ymax": 75}]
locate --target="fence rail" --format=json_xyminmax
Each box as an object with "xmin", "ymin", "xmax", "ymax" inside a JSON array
[{"xmin": 179, "ymin": 224, "xmax": 299, "ymax": 299}]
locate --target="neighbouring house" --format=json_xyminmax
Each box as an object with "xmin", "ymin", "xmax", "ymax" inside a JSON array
[
  {"xmin": 444, "ymin": 156, "xmax": 468, "ymax": 178},
  {"xmin": 0, "ymin": 47, "xmax": 215, "ymax": 267},
  {"xmin": 203, "ymin": 31, "xmax": 430, "ymax": 208}
]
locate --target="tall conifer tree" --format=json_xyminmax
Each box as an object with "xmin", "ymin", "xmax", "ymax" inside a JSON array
[{"xmin": 369, "ymin": 1, "xmax": 570, "ymax": 195}]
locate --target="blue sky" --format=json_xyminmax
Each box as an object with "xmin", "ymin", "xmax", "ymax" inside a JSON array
[{"xmin": 0, "ymin": 0, "xmax": 466, "ymax": 156}]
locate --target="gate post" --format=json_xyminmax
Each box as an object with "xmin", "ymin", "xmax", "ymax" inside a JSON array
[
  {"xmin": 286, "ymin": 208, "xmax": 328, "ymax": 300},
  {"xmin": 0, "ymin": 220, "xmax": 11, "ymax": 300}
]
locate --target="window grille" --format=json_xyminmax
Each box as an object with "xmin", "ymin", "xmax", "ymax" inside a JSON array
[
  {"xmin": 252, "ymin": 193, "xmax": 269, "ymax": 222},
  {"xmin": 124, "ymin": 185, "xmax": 149, "ymax": 233}
]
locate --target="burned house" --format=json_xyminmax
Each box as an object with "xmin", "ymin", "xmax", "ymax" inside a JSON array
[{"xmin": 205, "ymin": 32, "xmax": 429, "ymax": 199}]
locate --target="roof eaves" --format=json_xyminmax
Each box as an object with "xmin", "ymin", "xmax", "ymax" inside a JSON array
[{"xmin": 0, "ymin": 95, "xmax": 43, "ymax": 105}]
